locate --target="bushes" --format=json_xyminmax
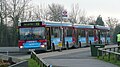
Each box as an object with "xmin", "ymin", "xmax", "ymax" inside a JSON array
[
  {"xmin": 0, "ymin": 25, "xmax": 18, "ymax": 47},
  {"xmin": 28, "ymin": 59, "xmax": 40, "ymax": 67}
]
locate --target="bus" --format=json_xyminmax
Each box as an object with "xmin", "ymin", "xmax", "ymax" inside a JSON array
[
  {"xmin": 18, "ymin": 21, "xmax": 75, "ymax": 52},
  {"xmin": 74, "ymin": 24, "xmax": 95, "ymax": 47},
  {"xmin": 18, "ymin": 21, "xmax": 47, "ymax": 52},
  {"xmin": 18, "ymin": 21, "xmax": 110, "ymax": 52},
  {"xmin": 74, "ymin": 24, "xmax": 110, "ymax": 47},
  {"xmin": 45, "ymin": 21, "xmax": 75, "ymax": 50}
]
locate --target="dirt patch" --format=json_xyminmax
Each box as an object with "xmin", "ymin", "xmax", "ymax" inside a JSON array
[
  {"xmin": 0, "ymin": 59, "xmax": 10, "ymax": 67},
  {"xmin": 0, "ymin": 58, "xmax": 16, "ymax": 67}
]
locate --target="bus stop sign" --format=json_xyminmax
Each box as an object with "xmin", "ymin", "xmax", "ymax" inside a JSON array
[{"xmin": 62, "ymin": 10, "xmax": 67, "ymax": 17}]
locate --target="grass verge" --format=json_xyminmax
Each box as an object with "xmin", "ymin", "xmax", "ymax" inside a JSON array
[
  {"xmin": 28, "ymin": 58, "xmax": 40, "ymax": 67},
  {"xmin": 97, "ymin": 54, "xmax": 120, "ymax": 67}
]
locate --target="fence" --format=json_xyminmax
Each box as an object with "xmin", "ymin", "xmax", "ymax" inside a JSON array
[
  {"xmin": 31, "ymin": 51, "xmax": 51, "ymax": 67},
  {"xmin": 98, "ymin": 46, "xmax": 120, "ymax": 62},
  {"xmin": 0, "ymin": 54, "xmax": 28, "ymax": 67},
  {"xmin": 9, "ymin": 60, "xmax": 28, "ymax": 67}
]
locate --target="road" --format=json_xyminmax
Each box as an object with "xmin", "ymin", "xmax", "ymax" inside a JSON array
[{"xmin": 0, "ymin": 44, "xmax": 119, "ymax": 67}]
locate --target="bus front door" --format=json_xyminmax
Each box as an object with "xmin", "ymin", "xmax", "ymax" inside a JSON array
[{"xmin": 46, "ymin": 27, "xmax": 51, "ymax": 50}]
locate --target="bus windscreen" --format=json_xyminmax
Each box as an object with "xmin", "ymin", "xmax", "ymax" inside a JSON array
[{"xmin": 19, "ymin": 27, "xmax": 45, "ymax": 40}]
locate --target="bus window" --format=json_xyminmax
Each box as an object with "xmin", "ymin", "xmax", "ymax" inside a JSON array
[
  {"xmin": 19, "ymin": 27, "xmax": 45, "ymax": 40},
  {"xmin": 52, "ymin": 27, "xmax": 60, "ymax": 38},
  {"xmin": 66, "ymin": 28, "xmax": 72, "ymax": 37}
]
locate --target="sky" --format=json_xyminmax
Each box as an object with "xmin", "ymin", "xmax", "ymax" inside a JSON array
[{"xmin": 32, "ymin": 0, "xmax": 120, "ymax": 21}]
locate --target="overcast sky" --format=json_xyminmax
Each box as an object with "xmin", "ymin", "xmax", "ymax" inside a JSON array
[{"xmin": 32, "ymin": 0, "xmax": 120, "ymax": 20}]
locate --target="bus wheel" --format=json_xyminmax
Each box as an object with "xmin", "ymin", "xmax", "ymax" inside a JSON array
[
  {"xmin": 79, "ymin": 41, "xmax": 81, "ymax": 48},
  {"xmin": 66, "ymin": 41, "xmax": 69, "ymax": 50},
  {"xmin": 52, "ymin": 43, "xmax": 55, "ymax": 51}
]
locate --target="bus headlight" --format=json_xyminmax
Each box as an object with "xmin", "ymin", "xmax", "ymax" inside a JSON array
[
  {"xmin": 41, "ymin": 45, "xmax": 45, "ymax": 48},
  {"xmin": 20, "ymin": 46, "xmax": 23, "ymax": 48}
]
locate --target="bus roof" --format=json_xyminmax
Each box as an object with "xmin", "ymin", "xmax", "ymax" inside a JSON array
[
  {"xmin": 18, "ymin": 21, "xmax": 110, "ymax": 31},
  {"xmin": 74, "ymin": 24, "xmax": 110, "ymax": 30},
  {"xmin": 94, "ymin": 25, "xmax": 110, "ymax": 31},
  {"xmin": 45, "ymin": 21, "xmax": 72, "ymax": 27},
  {"xmin": 74, "ymin": 24, "xmax": 94, "ymax": 29}
]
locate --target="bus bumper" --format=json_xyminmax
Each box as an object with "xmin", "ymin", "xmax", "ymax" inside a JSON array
[{"xmin": 19, "ymin": 47, "xmax": 47, "ymax": 52}]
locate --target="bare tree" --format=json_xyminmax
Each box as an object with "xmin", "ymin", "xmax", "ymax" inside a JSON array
[
  {"xmin": 33, "ymin": 5, "xmax": 42, "ymax": 20},
  {"xmin": 86, "ymin": 16, "xmax": 96, "ymax": 25},
  {"xmin": 5, "ymin": 0, "xmax": 31, "ymax": 46},
  {"xmin": 106, "ymin": 17, "xmax": 119, "ymax": 41},
  {"xmin": 79, "ymin": 10, "xmax": 87, "ymax": 24},
  {"xmin": 69, "ymin": 4, "xmax": 86, "ymax": 24},
  {"xmin": 32, "ymin": 5, "xmax": 48, "ymax": 21},
  {"xmin": 20, "ymin": 4, "xmax": 34, "ymax": 21},
  {"xmin": 0, "ymin": 0, "xmax": 8, "ymax": 25},
  {"xmin": 106, "ymin": 17, "xmax": 118, "ymax": 30},
  {"xmin": 6, "ymin": 0, "xmax": 31, "ymax": 24},
  {"xmin": 48, "ymin": 3, "xmax": 64, "ymax": 22}
]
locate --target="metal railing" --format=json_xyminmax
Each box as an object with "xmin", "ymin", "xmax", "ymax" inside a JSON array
[
  {"xmin": 98, "ymin": 46, "xmax": 120, "ymax": 62},
  {"xmin": 31, "ymin": 51, "xmax": 51, "ymax": 67},
  {"xmin": 0, "ymin": 54, "xmax": 28, "ymax": 67},
  {"xmin": 9, "ymin": 60, "xmax": 28, "ymax": 67}
]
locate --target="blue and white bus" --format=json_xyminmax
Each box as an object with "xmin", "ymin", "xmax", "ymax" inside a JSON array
[{"xmin": 18, "ymin": 21, "xmax": 110, "ymax": 52}]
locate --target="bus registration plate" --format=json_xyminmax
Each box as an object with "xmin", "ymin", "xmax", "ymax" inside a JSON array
[{"xmin": 29, "ymin": 49, "xmax": 35, "ymax": 51}]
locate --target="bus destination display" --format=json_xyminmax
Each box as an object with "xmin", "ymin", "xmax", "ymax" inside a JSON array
[{"xmin": 21, "ymin": 22, "xmax": 42, "ymax": 26}]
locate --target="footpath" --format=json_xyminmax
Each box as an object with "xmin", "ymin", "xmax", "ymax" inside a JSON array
[
  {"xmin": 0, "ymin": 47, "xmax": 19, "ymax": 53},
  {"xmin": 37, "ymin": 45, "xmax": 118, "ymax": 67}
]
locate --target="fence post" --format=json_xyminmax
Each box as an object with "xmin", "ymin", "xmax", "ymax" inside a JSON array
[
  {"xmin": 30, "ymin": 50, "xmax": 34, "ymax": 59},
  {"xmin": 97, "ymin": 50, "xmax": 100, "ymax": 58},
  {"xmin": 7, "ymin": 51, "xmax": 9, "ymax": 56},
  {"xmin": 105, "ymin": 49, "xmax": 106, "ymax": 56},
  {"xmin": 113, "ymin": 54, "xmax": 115, "ymax": 62},
  {"xmin": 114, "ymin": 48, "xmax": 115, "ymax": 52},
  {"xmin": 97, "ymin": 46, "xmax": 120, "ymax": 63},
  {"xmin": 102, "ymin": 51, "xmax": 104, "ymax": 59},
  {"xmin": 115, "ymin": 54, "xmax": 117, "ymax": 62},
  {"xmin": 117, "ymin": 47, "xmax": 120, "ymax": 53},
  {"xmin": 8, "ymin": 57, "xmax": 15, "ymax": 65},
  {"xmin": 108, "ymin": 52, "xmax": 110, "ymax": 61},
  {"xmin": 109, "ymin": 48, "xmax": 111, "ymax": 51}
]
